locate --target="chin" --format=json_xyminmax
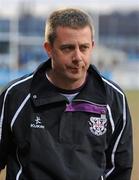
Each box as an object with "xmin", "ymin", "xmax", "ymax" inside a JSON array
[{"xmin": 67, "ymin": 74, "xmax": 84, "ymax": 82}]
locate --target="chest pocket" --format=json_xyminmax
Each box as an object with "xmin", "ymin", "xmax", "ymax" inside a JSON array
[{"xmin": 59, "ymin": 100, "xmax": 107, "ymax": 147}]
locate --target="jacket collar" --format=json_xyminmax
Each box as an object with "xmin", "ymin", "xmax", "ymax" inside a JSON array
[{"xmin": 30, "ymin": 59, "xmax": 107, "ymax": 107}]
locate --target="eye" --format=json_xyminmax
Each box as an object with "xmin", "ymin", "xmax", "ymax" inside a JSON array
[
  {"xmin": 80, "ymin": 45, "xmax": 89, "ymax": 52},
  {"xmin": 61, "ymin": 45, "xmax": 74, "ymax": 53}
]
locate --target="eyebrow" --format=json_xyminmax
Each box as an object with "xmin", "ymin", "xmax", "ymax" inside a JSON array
[
  {"xmin": 60, "ymin": 43, "xmax": 90, "ymax": 48},
  {"xmin": 60, "ymin": 44, "xmax": 75, "ymax": 48}
]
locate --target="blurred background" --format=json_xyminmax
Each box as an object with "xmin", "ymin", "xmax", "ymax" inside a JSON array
[{"xmin": 0, "ymin": 0, "xmax": 139, "ymax": 180}]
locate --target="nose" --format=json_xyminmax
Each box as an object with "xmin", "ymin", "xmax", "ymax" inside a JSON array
[{"xmin": 72, "ymin": 48, "xmax": 82, "ymax": 62}]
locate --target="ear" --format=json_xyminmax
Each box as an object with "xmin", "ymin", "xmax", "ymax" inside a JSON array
[
  {"xmin": 92, "ymin": 41, "xmax": 95, "ymax": 48},
  {"xmin": 44, "ymin": 42, "xmax": 52, "ymax": 57}
]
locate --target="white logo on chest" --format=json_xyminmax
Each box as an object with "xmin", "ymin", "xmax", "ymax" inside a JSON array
[
  {"xmin": 88, "ymin": 114, "xmax": 107, "ymax": 136},
  {"xmin": 30, "ymin": 116, "xmax": 45, "ymax": 129}
]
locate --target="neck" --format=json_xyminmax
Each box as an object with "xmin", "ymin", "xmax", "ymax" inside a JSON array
[{"xmin": 46, "ymin": 70, "xmax": 87, "ymax": 90}]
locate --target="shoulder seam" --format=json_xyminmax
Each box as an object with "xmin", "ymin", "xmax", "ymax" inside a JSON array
[
  {"xmin": 103, "ymin": 77, "xmax": 127, "ymax": 177},
  {"xmin": 0, "ymin": 74, "xmax": 33, "ymax": 140},
  {"xmin": 102, "ymin": 77, "xmax": 124, "ymax": 96}
]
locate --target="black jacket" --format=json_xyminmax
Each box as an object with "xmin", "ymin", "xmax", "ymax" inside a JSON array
[{"xmin": 0, "ymin": 59, "xmax": 133, "ymax": 180}]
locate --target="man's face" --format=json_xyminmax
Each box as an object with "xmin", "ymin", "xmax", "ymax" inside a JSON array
[{"xmin": 44, "ymin": 26, "xmax": 94, "ymax": 86}]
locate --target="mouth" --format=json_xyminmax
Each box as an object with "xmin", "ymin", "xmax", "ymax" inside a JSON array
[{"xmin": 68, "ymin": 67, "xmax": 81, "ymax": 73}]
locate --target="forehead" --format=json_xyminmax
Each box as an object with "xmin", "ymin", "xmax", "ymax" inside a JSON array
[{"xmin": 55, "ymin": 26, "xmax": 92, "ymax": 43}]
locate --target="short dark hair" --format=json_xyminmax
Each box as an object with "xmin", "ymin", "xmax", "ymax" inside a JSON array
[{"xmin": 45, "ymin": 8, "xmax": 95, "ymax": 44}]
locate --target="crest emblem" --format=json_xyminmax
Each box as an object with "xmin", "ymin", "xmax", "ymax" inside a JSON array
[{"xmin": 88, "ymin": 114, "xmax": 107, "ymax": 136}]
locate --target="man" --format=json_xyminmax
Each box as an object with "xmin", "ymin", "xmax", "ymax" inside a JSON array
[{"xmin": 0, "ymin": 8, "xmax": 133, "ymax": 180}]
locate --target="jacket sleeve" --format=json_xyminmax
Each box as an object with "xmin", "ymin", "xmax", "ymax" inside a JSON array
[
  {"xmin": 105, "ymin": 94, "xmax": 133, "ymax": 180},
  {"xmin": 0, "ymin": 88, "xmax": 12, "ymax": 170}
]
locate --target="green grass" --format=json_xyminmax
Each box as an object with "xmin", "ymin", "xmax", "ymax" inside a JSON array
[{"xmin": 125, "ymin": 90, "xmax": 139, "ymax": 180}]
